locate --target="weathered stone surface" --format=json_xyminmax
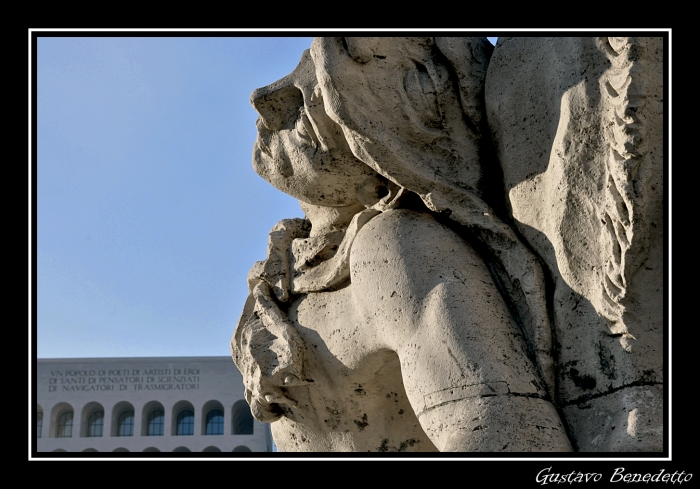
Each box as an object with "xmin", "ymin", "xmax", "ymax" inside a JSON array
[
  {"xmin": 231, "ymin": 36, "xmax": 664, "ymax": 452},
  {"xmin": 485, "ymin": 37, "xmax": 663, "ymax": 451}
]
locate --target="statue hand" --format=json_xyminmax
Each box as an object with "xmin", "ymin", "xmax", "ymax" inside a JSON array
[{"xmin": 233, "ymin": 281, "xmax": 311, "ymax": 423}]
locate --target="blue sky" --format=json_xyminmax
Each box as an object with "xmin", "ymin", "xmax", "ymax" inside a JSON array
[{"xmin": 35, "ymin": 35, "xmax": 497, "ymax": 359}]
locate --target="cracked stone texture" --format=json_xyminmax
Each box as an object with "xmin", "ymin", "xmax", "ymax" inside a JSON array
[{"xmin": 485, "ymin": 37, "xmax": 663, "ymax": 451}]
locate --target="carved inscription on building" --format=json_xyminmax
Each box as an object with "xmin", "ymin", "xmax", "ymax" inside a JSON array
[{"xmin": 45, "ymin": 367, "xmax": 201, "ymax": 392}]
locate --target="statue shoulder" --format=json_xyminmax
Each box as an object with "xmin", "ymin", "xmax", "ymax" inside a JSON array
[{"xmin": 350, "ymin": 208, "xmax": 474, "ymax": 287}]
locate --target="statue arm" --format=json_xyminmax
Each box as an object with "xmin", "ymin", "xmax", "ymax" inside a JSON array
[{"xmin": 350, "ymin": 209, "xmax": 572, "ymax": 452}]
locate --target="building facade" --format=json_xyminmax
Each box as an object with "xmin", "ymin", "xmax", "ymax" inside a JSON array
[{"xmin": 35, "ymin": 356, "xmax": 272, "ymax": 453}]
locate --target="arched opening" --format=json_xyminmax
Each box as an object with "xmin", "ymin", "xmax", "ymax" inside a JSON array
[
  {"xmin": 111, "ymin": 401, "xmax": 136, "ymax": 437},
  {"xmin": 81, "ymin": 402, "xmax": 105, "ymax": 437},
  {"xmin": 176, "ymin": 410, "xmax": 194, "ymax": 436},
  {"xmin": 232, "ymin": 400, "xmax": 253, "ymax": 435},
  {"xmin": 57, "ymin": 411, "xmax": 74, "ymax": 438},
  {"xmin": 172, "ymin": 446, "xmax": 191, "ymax": 452},
  {"xmin": 50, "ymin": 403, "xmax": 74, "ymax": 439},
  {"xmin": 201, "ymin": 399, "xmax": 225, "ymax": 435},
  {"xmin": 112, "ymin": 447, "xmax": 129, "ymax": 452},
  {"xmin": 171, "ymin": 400, "xmax": 195, "ymax": 436},
  {"xmin": 82, "ymin": 448, "xmax": 99, "ymax": 452},
  {"xmin": 142, "ymin": 401, "xmax": 166, "ymax": 436},
  {"xmin": 117, "ymin": 411, "xmax": 134, "ymax": 436},
  {"xmin": 203, "ymin": 446, "xmax": 221, "ymax": 452},
  {"xmin": 205, "ymin": 410, "xmax": 224, "ymax": 435},
  {"xmin": 232, "ymin": 445, "xmax": 252, "ymax": 452},
  {"xmin": 88, "ymin": 411, "xmax": 104, "ymax": 437},
  {"xmin": 147, "ymin": 410, "xmax": 165, "ymax": 436},
  {"xmin": 143, "ymin": 447, "xmax": 161, "ymax": 452}
]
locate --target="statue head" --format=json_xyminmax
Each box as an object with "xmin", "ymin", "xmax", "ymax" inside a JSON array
[
  {"xmin": 250, "ymin": 38, "xmax": 494, "ymax": 213},
  {"xmin": 250, "ymin": 49, "xmax": 382, "ymax": 208}
]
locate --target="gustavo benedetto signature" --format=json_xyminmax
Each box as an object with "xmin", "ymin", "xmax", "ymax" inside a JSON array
[{"xmin": 536, "ymin": 467, "xmax": 693, "ymax": 485}]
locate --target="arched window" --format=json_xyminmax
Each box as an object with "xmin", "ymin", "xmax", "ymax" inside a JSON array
[
  {"xmin": 141, "ymin": 401, "xmax": 164, "ymax": 436},
  {"xmin": 176, "ymin": 410, "xmax": 194, "ymax": 436},
  {"xmin": 232, "ymin": 400, "xmax": 254, "ymax": 435},
  {"xmin": 147, "ymin": 410, "xmax": 164, "ymax": 436},
  {"xmin": 87, "ymin": 411, "xmax": 104, "ymax": 437},
  {"xmin": 205, "ymin": 409, "xmax": 224, "ymax": 435},
  {"xmin": 117, "ymin": 411, "xmax": 134, "ymax": 436},
  {"xmin": 232, "ymin": 445, "xmax": 252, "ymax": 452},
  {"xmin": 37, "ymin": 410, "xmax": 43, "ymax": 438},
  {"xmin": 57, "ymin": 412, "xmax": 73, "ymax": 438}
]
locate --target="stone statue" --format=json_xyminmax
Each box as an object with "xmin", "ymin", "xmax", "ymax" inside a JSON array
[
  {"xmin": 231, "ymin": 37, "xmax": 574, "ymax": 452},
  {"xmin": 232, "ymin": 36, "xmax": 664, "ymax": 453}
]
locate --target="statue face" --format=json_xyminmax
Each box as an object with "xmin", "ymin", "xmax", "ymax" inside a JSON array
[{"xmin": 250, "ymin": 50, "xmax": 378, "ymax": 207}]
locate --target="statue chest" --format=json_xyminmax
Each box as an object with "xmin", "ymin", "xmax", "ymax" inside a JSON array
[
  {"xmin": 271, "ymin": 286, "xmax": 437, "ymax": 452},
  {"xmin": 287, "ymin": 286, "xmax": 372, "ymax": 369}
]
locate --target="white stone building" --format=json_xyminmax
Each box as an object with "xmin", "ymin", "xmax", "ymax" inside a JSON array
[{"xmin": 35, "ymin": 356, "xmax": 273, "ymax": 454}]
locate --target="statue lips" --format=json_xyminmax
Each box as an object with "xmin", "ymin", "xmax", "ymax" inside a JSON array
[{"xmin": 254, "ymin": 118, "xmax": 273, "ymax": 158}]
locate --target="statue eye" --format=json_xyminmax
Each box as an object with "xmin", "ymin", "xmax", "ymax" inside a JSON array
[
  {"xmin": 282, "ymin": 373, "xmax": 298, "ymax": 385},
  {"xmin": 295, "ymin": 108, "xmax": 319, "ymax": 148},
  {"xmin": 403, "ymin": 62, "xmax": 442, "ymax": 129}
]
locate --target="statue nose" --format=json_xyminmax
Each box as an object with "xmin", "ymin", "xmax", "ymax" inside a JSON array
[{"xmin": 250, "ymin": 78, "xmax": 304, "ymax": 131}]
